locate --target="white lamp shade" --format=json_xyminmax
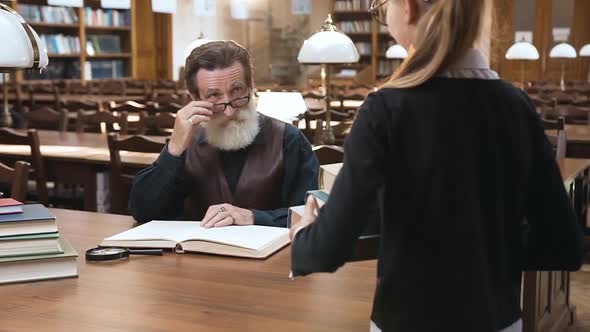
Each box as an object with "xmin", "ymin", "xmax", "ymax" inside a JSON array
[
  {"xmin": 505, "ymin": 41, "xmax": 540, "ymax": 60},
  {"xmin": 549, "ymin": 43, "xmax": 577, "ymax": 58},
  {"xmin": 184, "ymin": 38, "xmax": 213, "ymax": 60},
  {"xmin": 386, "ymin": 44, "xmax": 408, "ymax": 59},
  {"xmin": 298, "ymin": 30, "xmax": 360, "ymax": 64},
  {"xmin": 579, "ymin": 44, "xmax": 590, "ymax": 57},
  {"xmin": 0, "ymin": 5, "xmax": 48, "ymax": 69}
]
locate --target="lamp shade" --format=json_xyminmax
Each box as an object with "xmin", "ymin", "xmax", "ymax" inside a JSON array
[
  {"xmin": 505, "ymin": 41, "xmax": 540, "ymax": 60},
  {"xmin": 580, "ymin": 44, "xmax": 590, "ymax": 57},
  {"xmin": 297, "ymin": 15, "xmax": 360, "ymax": 64},
  {"xmin": 183, "ymin": 35, "xmax": 213, "ymax": 60},
  {"xmin": 549, "ymin": 43, "xmax": 577, "ymax": 58},
  {"xmin": 0, "ymin": 3, "xmax": 48, "ymax": 70},
  {"xmin": 386, "ymin": 44, "xmax": 408, "ymax": 59}
]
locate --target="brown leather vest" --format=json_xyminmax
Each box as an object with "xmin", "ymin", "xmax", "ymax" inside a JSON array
[{"xmin": 184, "ymin": 115, "xmax": 285, "ymax": 220}]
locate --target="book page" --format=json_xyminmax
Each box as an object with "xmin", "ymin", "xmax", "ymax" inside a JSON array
[{"xmin": 104, "ymin": 221, "xmax": 288, "ymax": 251}]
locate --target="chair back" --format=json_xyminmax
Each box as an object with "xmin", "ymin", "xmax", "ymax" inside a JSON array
[
  {"xmin": 138, "ymin": 111, "xmax": 176, "ymax": 135},
  {"xmin": 107, "ymin": 133, "xmax": 166, "ymax": 214},
  {"xmin": 541, "ymin": 117, "xmax": 567, "ymax": 160},
  {"xmin": 0, "ymin": 129, "xmax": 48, "ymax": 203},
  {"xmin": 76, "ymin": 110, "xmax": 129, "ymax": 135},
  {"xmin": 552, "ymin": 105, "xmax": 590, "ymax": 125},
  {"xmin": 23, "ymin": 82, "xmax": 59, "ymax": 109},
  {"xmin": 313, "ymin": 145, "xmax": 344, "ymax": 165},
  {"xmin": 21, "ymin": 106, "xmax": 68, "ymax": 132},
  {"xmin": 108, "ymin": 100, "xmax": 151, "ymax": 113},
  {"xmin": 61, "ymin": 100, "xmax": 101, "ymax": 112},
  {"xmin": 100, "ymin": 80, "xmax": 127, "ymax": 96},
  {"xmin": 0, "ymin": 161, "xmax": 30, "ymax": 202},
  {"xmin": 126, "ymin": 80, "xmax": 150, "ymax": 97}
]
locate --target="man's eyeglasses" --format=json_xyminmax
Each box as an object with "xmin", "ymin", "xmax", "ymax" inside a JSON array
[{"xmin": 211, "ymin": 93, "xmax": 251, "ymax": 113}]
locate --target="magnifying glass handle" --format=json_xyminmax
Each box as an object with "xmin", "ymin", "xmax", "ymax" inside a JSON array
[{"xmin": 129, "ymin": 249, "xmax": 163, "ymax": 256}]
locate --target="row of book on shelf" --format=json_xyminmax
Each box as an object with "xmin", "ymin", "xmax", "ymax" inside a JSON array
[
  {"xmin": 18, "ymin": 4, "xmax": 78, "ymax": 24},
  {"xmin": 334, "ymin": 0, "xmax": 372, "ymax": 11},
  {"xmin": 0, "ymin": 199, "xmax": 78, "ymax": 285},
  {"xmin": 85, "ymin": 7, "xmax": 130, "ymax": 27},
  {"xmin": 40, "ymin": 34, "xmax": 81, "ymax": 54},
  {"xmin": 337, "ymin": 20, "xmax": 373, "ymax": 33},
  {"xmin": 36, "ymin": 34, "xmax": 121, "ymax": 56},
  {"xmin": 17, "ymin": 4, "xmax": 130, "ymax": 28},
  {"xmin": 24, "ymin": 59, "xmax": 124, "ymax": 80}
]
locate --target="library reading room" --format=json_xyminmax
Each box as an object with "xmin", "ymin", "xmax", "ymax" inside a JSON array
[{"xmin": 0, "ymin": 0, "xmax": 590, "ymax": 331}]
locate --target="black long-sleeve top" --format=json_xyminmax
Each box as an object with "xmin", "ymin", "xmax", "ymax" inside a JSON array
[
  {"xmin": 129, "ymin": 123, "xmax": 319, "ymax": 226},
  {"xmin": 291, "ymin": 78, "xmax": 584, "ymax": 331}
]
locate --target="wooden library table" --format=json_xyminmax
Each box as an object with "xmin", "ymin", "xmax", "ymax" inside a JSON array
[
  {"xmin": 0, "ymin": 130, "xmax": 163, "ymax": 211},
  {"xmin": 547, "ymin": 125, "xmax": 590, "ymax": 158},
  {"xmin": 0, "ymin": 209, "xmax": 377, "ymax": 332},
  {"xmin": 522, "ymin": 158, "xmax": 590, "ymax": 332}
]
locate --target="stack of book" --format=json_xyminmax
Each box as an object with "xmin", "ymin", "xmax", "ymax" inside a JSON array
[{"xmin": 0, "ymin": 202, "xmax": 78, "ymax": 285}]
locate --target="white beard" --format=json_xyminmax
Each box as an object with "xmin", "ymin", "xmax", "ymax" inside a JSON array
[{"xmin": 205, "ymin": 97, "xmax": 260, "ymax": 151}]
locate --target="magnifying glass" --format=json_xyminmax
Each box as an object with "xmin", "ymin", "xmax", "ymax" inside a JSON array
[{"xmin": 85, "ymin": 247, "xmax": 163, "ymax": 261}]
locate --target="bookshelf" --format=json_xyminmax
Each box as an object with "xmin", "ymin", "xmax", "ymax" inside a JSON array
[
  {"xmin": 6, "ymin": 0, "xmax": 171, "ymax": 81},
  {"xmin": 330, "ymin": 0, "xmax": 395, "ymax": 83}
]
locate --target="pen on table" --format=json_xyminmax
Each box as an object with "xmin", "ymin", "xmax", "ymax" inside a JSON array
[{"xmin": 129, "ymin": 249, "xmax": 163, "ymax": 255}]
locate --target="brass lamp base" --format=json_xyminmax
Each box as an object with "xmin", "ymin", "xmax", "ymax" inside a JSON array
[
  {"xmin": 321, "ymin": 124, "xmax": 335, "ymax": 145},
  {"xmin": 1, "ymin": 72, "xmax": 12, "ymax": 128},
  {"xmin": 0, "ymin": 109, "xmax": 12, "ymax": 128}
]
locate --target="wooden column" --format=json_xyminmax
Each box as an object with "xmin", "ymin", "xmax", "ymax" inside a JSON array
[
  {"xmin": 534, "ymin": 0, "xmax": 553, "ymax": 82},
  {"xmin": 490, "ymin": 0, "xmax": 515, "ymax": 81},
  {"xmin": 131, "ymin": 0, "xmax": 172, "ymax": 80},
  {"xmin": 572, "ymin": 0, "xmax": 590, "ymax": 81}
]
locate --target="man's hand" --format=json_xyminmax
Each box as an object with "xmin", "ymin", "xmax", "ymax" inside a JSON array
[
  {"xmin": 201, "ymin": 203, "xmax": 255, "ymax": 228},
  {"xmin": 289, "ymin": 195, "xmax": 319, "ymax": 240},
  {"xmin": 168, "ymin": 101, "xmax": 214, "ymax": 157}
]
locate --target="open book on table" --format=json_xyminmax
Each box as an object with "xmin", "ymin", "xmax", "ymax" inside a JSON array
[{"xmin": 100, "ymin": 220, "xmax": 290, "ymax": 259}]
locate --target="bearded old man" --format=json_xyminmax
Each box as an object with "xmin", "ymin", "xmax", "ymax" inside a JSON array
[{"xmin": 129, "ymin": 41, "xmax": 319, "ymax": 228}]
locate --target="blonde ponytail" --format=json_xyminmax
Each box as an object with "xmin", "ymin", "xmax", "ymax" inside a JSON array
[{"xmin": 382, "ymin": 0, "xmax": 486, "ymax": 89}]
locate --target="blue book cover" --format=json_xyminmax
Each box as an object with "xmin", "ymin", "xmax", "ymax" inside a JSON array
[{"xmin": 0, "ymin": 204, "xmax": 55, "ymax": 224}]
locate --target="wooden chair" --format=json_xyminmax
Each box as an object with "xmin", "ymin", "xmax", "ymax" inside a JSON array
[
  {"xmin": 21, "ymin": 106, "xmax": 68, "ymax": 132},
  {"xmin": 107, "ymin": 133, "xmax": 166, "ymax": 214},
  {"xmin": 108, "ymin": 100, "xmax": 151, "ymax": 113},
  {"xmin": 541, "ymin": 117, "xmax": 567, "ymax": 160},
  {"xmin": 137, "ymin": 111, "xmax": 176, "ymax": 136},
  {"xmin": 61, "ymin": 100, "xmax": 101, "ymax": 112},
  {"xmin": 150, "ymin": 93, "xmax": 184, "ymax": 105},
  {"xmin": 125, "ymin": 80, "xmax": 150, "ymax": 97},
  {"xmin": 152, "ymin": 80, "xmax": 179, "ymax": 94},
  {"xmin": 20, "ymin": 82, "xmax": 59, "ymax": 109},
  {"xmin": 100, "ymin": 80, "xmax": 127, "ymax": 96},
  {"xmin": 0, "ymin": 161, "xmax": 30, "ymax": 202},
  {"xmin": 551, "ymin": 105, "xmax": 590, "ymax": 125},
  {"xmin": 0, "ymin": 128, "xmax": 48, "ymax": 204},
  {"xmin": 313, "ymin": 145, "xmax": 344, "ymax": 165},
  {"xmin": 64, "ymin": 80, "xmax": 90, "ymax": 94},
  {"xmin": 76, "ymin": 110, "xmax": 129, "ymax": 135}
]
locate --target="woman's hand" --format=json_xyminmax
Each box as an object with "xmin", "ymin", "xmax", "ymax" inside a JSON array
[{"xmin": 289, "ymin": 195, "xmax": 320, "ymax": 240}]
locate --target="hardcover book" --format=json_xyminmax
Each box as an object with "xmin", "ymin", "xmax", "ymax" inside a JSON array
[
  {"xmin": 101, "ymin": 220, "xmax": 290, "ymax": 259},
  {"xmin": 0, "ymin": 198, "xmax": 24, "ymax": 215},
  {"xmin": 0, "ymin": 204, "xmax": 57, "ymax": 237},
  {"xmin": 0, "ymin": 237, "xmax": 78, "ymax": 285}
]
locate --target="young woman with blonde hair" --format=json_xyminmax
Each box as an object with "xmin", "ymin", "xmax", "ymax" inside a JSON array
[{"xmin": 289, "ymin": 0, "xmax": 584, "ymax": 331}]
